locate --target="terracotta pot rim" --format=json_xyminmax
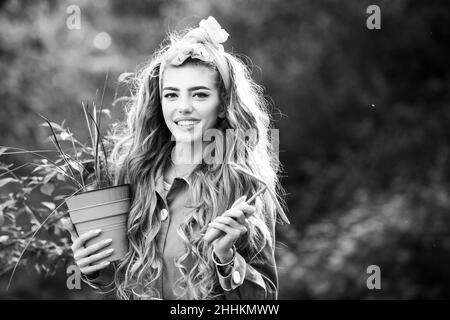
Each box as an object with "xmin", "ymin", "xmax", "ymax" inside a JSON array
[{"xmin": 72, "ymin": 183, "xmax": 130, "ymax": 197}]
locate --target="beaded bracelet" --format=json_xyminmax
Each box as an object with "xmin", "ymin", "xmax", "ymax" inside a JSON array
[{"xmin": 212, "ymin": 245, "xmax": 236, "ymax": 266}]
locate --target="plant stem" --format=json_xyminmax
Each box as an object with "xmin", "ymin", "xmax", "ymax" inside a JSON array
[
  {"xmin": 39, "ymin": 114, "xmax": 80, "ymax": 187},
  {"xmin": 6, "ymin": 181, "xmax": 97, "ymax": 291},
  {"xmin": 67, "ymin": 128, "xmax": 85, "ymax": 189},
  {"xmin": 86, "ymin": 108, "xmax": 110, "ymax": 186},
  {"xmin": 0, "ymin": 146, "xmax": 83, "ymax": 188},
  {"xmin": 0, "ymin": 163, "xmax": 26, "ymax": 179},
  {"xmin": 82, "ymin": 102, "xmax": 97, "ymax": 186},
  {"xmin": 97, "ymin": 72, "xmax": 110, "ymax": 186}
]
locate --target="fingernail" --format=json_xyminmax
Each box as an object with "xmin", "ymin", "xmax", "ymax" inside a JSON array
[
  {"xmin": 94, "ymin": 229, "xmax": 102, "ymax": 234},
  {"xmin": 103, "ymin": 261, "xmax": 110, "ymax": 266},
  {"xmin": 104, "ymin": 239, "xmax": 113, "ymax": 244},
  {"xmin": 106, "ymin": 249, "xmax": 114, "ymax": 254}
]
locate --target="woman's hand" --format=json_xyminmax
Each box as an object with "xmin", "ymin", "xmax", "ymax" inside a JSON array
[
  {"xmin": 207, "ymin": 196, "xmax": 255, "ymax": 262},
  {"xmin": 61, "ymin": 218, "xmax": 114, "ymax": 275}
]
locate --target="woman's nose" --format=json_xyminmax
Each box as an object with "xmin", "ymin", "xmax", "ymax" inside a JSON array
[{"xmin": 177, "ymin": 95, "xmax": 193, "ymax": 113}]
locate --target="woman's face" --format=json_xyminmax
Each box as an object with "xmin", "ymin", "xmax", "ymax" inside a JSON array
[{"xmin": 161, "ymin": 64, "xmax": 223, "ymax": 144}]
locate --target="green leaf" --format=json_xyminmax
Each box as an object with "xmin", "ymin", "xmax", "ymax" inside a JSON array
[
  {"xmin": 22, "ymin": 187, "xmax": 33, "ymax": 194},
  {"xmin": 23, "ymin": 203, "xmax": 34, "ymax": 215},
  {"xmin": 0, "ymin": 178, "xmax": 20, "ymax": 188},
  {"xmin": 60, "ymin": 132, "xmax": 72, "ymax": 141},
  {"xmin": 31, "ymin": 166, "xmax": 44, "ymax": 173},
  {"xmin": 40, "ymin": 121, "xmax": 64, "ymax": 132},
  {"xmin": 68, "ymin": 159, "xmax": 84, "ymax": 173},
  {"xmin": 0, "ymin": 199, "xmax": 16, "ymax": 213},
  {"xmin": 0, "ymin": 162, "xmax": 13, "ymax": 170},
  {"xmin": 43, "ymin": 171, "xmax": 58, "ymax": 185},
  {"xmin": 100, "ymin": 109, "xmax": 111, "ymax": 118},
  {"xmin": 40, "ymin": 183, "xmax": 55, "ymax": 196},
  {"xmin": 41, "ymin": 202, "xmax": 56, "ymax": 211}
]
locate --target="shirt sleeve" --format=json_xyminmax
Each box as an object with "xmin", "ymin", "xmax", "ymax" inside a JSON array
[{"xmin": 215, "ymin": 213, "xmax": 278, "ymax": 300}]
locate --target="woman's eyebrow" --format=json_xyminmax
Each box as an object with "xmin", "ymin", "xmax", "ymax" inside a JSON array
[
  {"xmin": 188, "ymin": 86, "xmax": 211, "ymax": 91},
  {"xmin": 162, "ymin": 86, "xmax": 211, "ymax": 92},
  {"xmin": 162, "ymin": 86, "xmax": 179, "ymax": 91}
]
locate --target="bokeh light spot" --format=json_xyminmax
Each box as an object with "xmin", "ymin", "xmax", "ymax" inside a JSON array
[{"xmin": 93, "ymin": 32, "xmax": 111, "ymax": 50}]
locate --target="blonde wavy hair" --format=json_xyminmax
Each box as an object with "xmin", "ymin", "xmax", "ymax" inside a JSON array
[{"xmin": 109, "ymin": 29, "xmax": 287, "ymax": 300}]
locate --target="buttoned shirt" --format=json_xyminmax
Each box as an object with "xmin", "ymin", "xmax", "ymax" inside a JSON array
[
  {"xmin": 153, "ymin": 165, "xmax": 278, "ymax": 300},
  {"xmin": 89, "ymin": 165, "xmax": 278, "ymax": 300}
]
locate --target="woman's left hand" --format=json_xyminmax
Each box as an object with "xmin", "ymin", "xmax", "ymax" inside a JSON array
[{"xmin": 208, "ymin": 196, "xmax": 255, "ymax": 262}]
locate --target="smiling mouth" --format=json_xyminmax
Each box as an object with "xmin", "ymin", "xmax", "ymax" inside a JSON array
[{"xmin": 175, "ymin": 120, "xmax": 201, "ymax": 127}]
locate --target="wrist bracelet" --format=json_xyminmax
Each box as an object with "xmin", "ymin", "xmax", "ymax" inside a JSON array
[{"xmin": 212, "ymin": 245, "xmax": 236, "ymax": 266}]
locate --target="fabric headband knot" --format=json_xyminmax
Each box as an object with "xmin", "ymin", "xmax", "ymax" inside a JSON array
[{"xmin": 159, "ymin": 16, "xmax": 231, "ymax": 95}]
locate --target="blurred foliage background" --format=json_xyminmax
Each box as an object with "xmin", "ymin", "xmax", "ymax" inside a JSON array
[{"xmin": 1, "ymin": 0, "xmax": 449, "ymax": 299}]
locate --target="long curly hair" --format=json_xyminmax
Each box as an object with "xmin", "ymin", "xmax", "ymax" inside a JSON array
[{"xmin": 109, "ymin": 30, "xmax": 287, "ymax": 300}]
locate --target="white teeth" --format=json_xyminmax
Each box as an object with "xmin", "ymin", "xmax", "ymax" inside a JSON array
[{"xmin": 177, "ymin": 120, "xmax": 199, "ymax": 126}]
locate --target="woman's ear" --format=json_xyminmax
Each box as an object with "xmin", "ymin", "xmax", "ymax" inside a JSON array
[{"xmin": 218, "ymin": 107, "xmax": 226, "ymax": 119}]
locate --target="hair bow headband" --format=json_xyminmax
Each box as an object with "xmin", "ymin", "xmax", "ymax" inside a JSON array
[{"xmin": 159, "ymin": 16, "xmax": 231, "ymax": 94}]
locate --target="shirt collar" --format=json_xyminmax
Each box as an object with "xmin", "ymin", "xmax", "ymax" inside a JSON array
[{"xmin": 154, "ymin": 163, "xmax": 200, "ymax": 198}]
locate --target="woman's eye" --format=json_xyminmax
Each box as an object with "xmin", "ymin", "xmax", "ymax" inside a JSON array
[
  {"xmin": 194, "ymin": 92, "xmax": 209, "ymax": 98},
  {"xmin": 164, "ymin": 93, "xmax": 177, "ymax": 99}
]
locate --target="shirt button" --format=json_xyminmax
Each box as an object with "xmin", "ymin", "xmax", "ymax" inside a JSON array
[
  {"xmin": 160, "ymin": 209, "xmax": 168, "ymax": 221},
  {"xmin": 232, "ymin": 270, "xmax": 241, "ymax": 284}
]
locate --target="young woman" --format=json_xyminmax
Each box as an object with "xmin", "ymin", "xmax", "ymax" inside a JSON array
[{"xmin": 63, "ymin": 16, "xmax": 289, "ymax": 300}]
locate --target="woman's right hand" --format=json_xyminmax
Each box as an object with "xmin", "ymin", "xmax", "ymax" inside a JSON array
[{"xmin": 61, "ymin": 218, "xmax": 114, "ymax": 275}]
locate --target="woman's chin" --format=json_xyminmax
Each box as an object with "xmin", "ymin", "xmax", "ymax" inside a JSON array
[{"xmin": 172, "ymin": 134, "xmax": 202, "ymax": 144}]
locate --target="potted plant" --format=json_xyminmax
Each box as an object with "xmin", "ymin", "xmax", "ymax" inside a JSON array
[
  {"xmin": 55, "ymin": 102, "xmax": 131, "ymax": 265},
  {"xmin": 0, "ymin": 88, "xmax": 131, "ymax": 289}
]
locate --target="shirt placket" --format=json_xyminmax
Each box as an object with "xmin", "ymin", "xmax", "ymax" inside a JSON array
[
  {"xmin": 157, "ymin": 205, "xmax": 170, "ymax": 297},
  {"xmin": 155, "ymin": 177, "xmax": 187, "ymax": 299}
]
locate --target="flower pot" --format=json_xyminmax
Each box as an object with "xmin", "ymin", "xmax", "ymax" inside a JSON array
[{"xmin": 66, "ymin": 184, "xmax": 131, "ymax": 263}]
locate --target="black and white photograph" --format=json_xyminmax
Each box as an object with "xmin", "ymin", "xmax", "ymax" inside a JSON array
[{"xmin": 0, "ymin": 0, "xmax": 449, "ymax": 308}]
